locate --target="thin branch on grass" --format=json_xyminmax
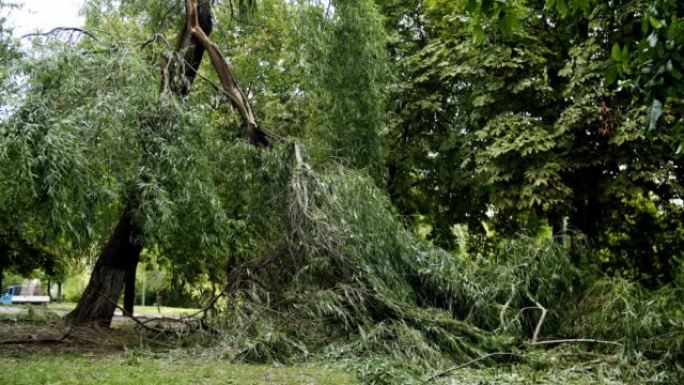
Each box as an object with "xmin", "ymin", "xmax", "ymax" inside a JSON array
[
  {"xmin": 529, "ymin": 338, "xmax": 623, "ymax": 347},
  {"xmin": 425, "ymin": 352, "xmax": 522, "ymax": 381},
  {"xmin": 95, "ymin": 291, "xmax": 165, "ymax": 333}
]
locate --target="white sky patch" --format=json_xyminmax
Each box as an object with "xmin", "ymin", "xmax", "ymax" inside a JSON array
[
  {"xmin": 6, "ymin": 0, "xmax": 84, "ymax": 37},
  {"xmin": 0, "ymin": 2, "xmax": 84, "ymax": 121}
]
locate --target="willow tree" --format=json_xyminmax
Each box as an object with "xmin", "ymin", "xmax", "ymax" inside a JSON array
[
  {"xmin": 0, "ymin": 1, "xmax": 228, "ymax": 326},
  {"xmin": 0, "ymin": 1, "xmax": 85, "ymax": 294},
  {"xmin": 305, "ymin": 0, "xmax": 389, "ymax": 182},
  {"xmin": 63, "ymin": 0, "xmax": 281, "ymax": 325}
]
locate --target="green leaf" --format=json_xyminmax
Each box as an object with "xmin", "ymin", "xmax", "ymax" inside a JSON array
[
  {"xmin": 611, "ymin": 43, "xmax": 622, "ymax": 62},
  {"xmin": 649, "ymin": 17, "xmax": 662, "ymax": 29},
  {"xmin": 556, "ymin": 0, "xmax": 568, "ymax": 17},
  {"xmin": 605, "ymin": 65, "xmax": 618, "ymax": 85},
  {"xmin": 472, "ymin": 94, "xmax": 493, "ymax": 107}
]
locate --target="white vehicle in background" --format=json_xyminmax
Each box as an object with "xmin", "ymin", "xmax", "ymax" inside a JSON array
[{"xmin": 1, "ymin": 279, "xmax": 51, "ymax": 305}]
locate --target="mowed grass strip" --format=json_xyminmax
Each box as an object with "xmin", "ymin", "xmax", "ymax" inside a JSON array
[
  {"xmin": 47, "ymin": 303, "xmax": 200, "ymax": 317},
  {"xmin": 0, "ymin": 354, "xmax": 357, "ymax": 385}
]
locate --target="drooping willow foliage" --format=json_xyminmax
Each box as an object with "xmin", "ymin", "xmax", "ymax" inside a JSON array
[
  {"xmin": 0, "ymin": 37, "xmax": 235, "ymax": 273},
  {"xmin": 205, "ymin": 143, "xmax": 683, "ymax": 383}
]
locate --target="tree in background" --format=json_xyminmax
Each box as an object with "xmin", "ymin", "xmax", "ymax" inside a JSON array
[
  {"xmin": 307, "ymin": 0, "xmax": 389, "ymax": 183},
  {"xmin": 379, "ymin": 0, "xmax": 683, "ymax": 283}
]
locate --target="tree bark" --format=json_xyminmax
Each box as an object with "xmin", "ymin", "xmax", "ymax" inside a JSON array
[
  {"xmin": 64, "ymin": 1, "xmax": 214, "ymax": 327},
  {"xmin": 65, "ymin": 199, "xmax": 142, "ymax": 326},
  {"xmin": 122, "ymin": 257, "xmax": 139, "ymax": 315}
]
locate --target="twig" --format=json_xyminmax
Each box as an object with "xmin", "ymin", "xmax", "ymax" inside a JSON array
[
  {"xmin": 140, "ymin": 33, "xmax": 174, "ymax": 50},
  {"xmin": 499, "ymin": 283, "xmax": 516, "ymax": 329},
  {"xmin": 425, "ymin": 352, "xmax": 521, "ymax": 381},
  {"xmin": 22, "ymin": 27, "xmax": 98, "ymax": 41},
  {"xmin": 526, "ymin": 292, "xmax": 547, "ymax": 344},
  {"xmin": 529, "ymin": 338, "xmax": 623, "ymax": 347}
]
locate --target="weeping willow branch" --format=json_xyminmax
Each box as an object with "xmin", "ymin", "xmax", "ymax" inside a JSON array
[{"xmin": 499, "ymin": 283, "xmax": 516, "ymax": 329}]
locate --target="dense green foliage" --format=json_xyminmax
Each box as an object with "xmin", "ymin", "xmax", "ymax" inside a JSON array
[
  {"xmin": 0, "ymin": 354, "xmax": 356, "ymax": 385},
  {"xmin": 382, "ymin": 0, "xmax": 683, "ymax": 284},
  {"xmin": 0, "ymin": 0, "xmax": 682, "ymax": 383}
]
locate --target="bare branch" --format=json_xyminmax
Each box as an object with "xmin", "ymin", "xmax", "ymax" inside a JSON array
[
  {"xmin": 426, "ymin": 352, "xmax": 522, "ymax": 380},
  {"xmin": 21, "ymin": 27, "xmax": 98, "ymax": 41},
  {"xmin": 529, "ymin": 338, "xmax": 623, "ymax": 347},
  {"xmin": 526, "ymin": 292, "xmax": 547, "ymax": 344},
  {"xmin": 0, "ymin": 326, "xmax": 75, "ymax": 345},
  {"xmin": 95, "ymin": 291, "xmax": 164, "ymax": 333}
]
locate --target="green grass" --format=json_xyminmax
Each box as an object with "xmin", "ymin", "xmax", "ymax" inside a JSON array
[
  {"xmin": 0, "ymin": 354, "xmax": 357, "ymax": 385},
  {"xmin": 0, "ymin": 349, "xmax": 675, "ymax": 385},
  {"xmin": 48, "ymin": 302, "xmax": 200, "ymax": 317}
]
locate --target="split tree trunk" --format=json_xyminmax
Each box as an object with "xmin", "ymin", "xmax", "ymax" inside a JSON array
[
  {"xmin": 185, "ymin": 0, "xmax": 277, "ymax": 147},
  {"xmin": 64, "ymin": 200, "xmax": 141, "ymax": 326},
  {"xmin": 65, "ymin": 1, "xmax": 214, "ymax": 326}
]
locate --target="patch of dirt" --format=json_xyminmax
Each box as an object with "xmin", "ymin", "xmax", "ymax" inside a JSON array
[{"xmin": 0, "ymin": 320, "xmax": 171, "ymax": 355}]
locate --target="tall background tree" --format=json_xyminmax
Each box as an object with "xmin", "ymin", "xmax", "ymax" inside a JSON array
[{"xmin": 379, "ymin": 0, "xmax": 683, "ymax": 284}]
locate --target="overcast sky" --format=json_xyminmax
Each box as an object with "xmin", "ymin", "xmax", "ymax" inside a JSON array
[{"xmin": 6, "ymin": 0, "xmax": 84, "ymax": 37}]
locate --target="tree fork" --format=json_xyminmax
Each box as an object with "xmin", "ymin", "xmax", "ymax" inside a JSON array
[{"xmin": 185, "ymin": 0, "xmax": 279, "ymax": 147}]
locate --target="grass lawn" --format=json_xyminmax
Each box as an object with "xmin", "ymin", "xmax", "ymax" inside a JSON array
[
  {"xmin": 48, "ymin": 302, "xmax": 200, "ymax": 317},
  {"xmin": 0, "ymin": 354, "xmax": 357, "ymax": 385}
]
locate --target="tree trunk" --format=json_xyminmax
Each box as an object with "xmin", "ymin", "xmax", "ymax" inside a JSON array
[
  {"xmin": 0, "ymin": 244, "xmax": 8, "ymax": 292},
  {"xmin": 64, "ymin": 1, "xmax": 214, "ymax": 327},
  {"xmin": 65, "ymin": 199, "xmax": 142, "ymax": 326},
  {"xmin": 123, "ymin": 260, "xmax": 138, "ymax": 315}
]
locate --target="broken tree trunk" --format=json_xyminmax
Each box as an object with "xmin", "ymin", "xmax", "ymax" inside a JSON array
[
  {"xmin": 65, "ymin": 0, "xmax": 214, "ymax": 327},
  {"xmin": 185, "ymin": 0, "xmax": 278, "ymax": 147}
]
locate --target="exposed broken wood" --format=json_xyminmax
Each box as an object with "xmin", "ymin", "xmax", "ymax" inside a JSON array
[{"xmin": 185, "ymin": 0, "xmax": 280, "ymax": 147}]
